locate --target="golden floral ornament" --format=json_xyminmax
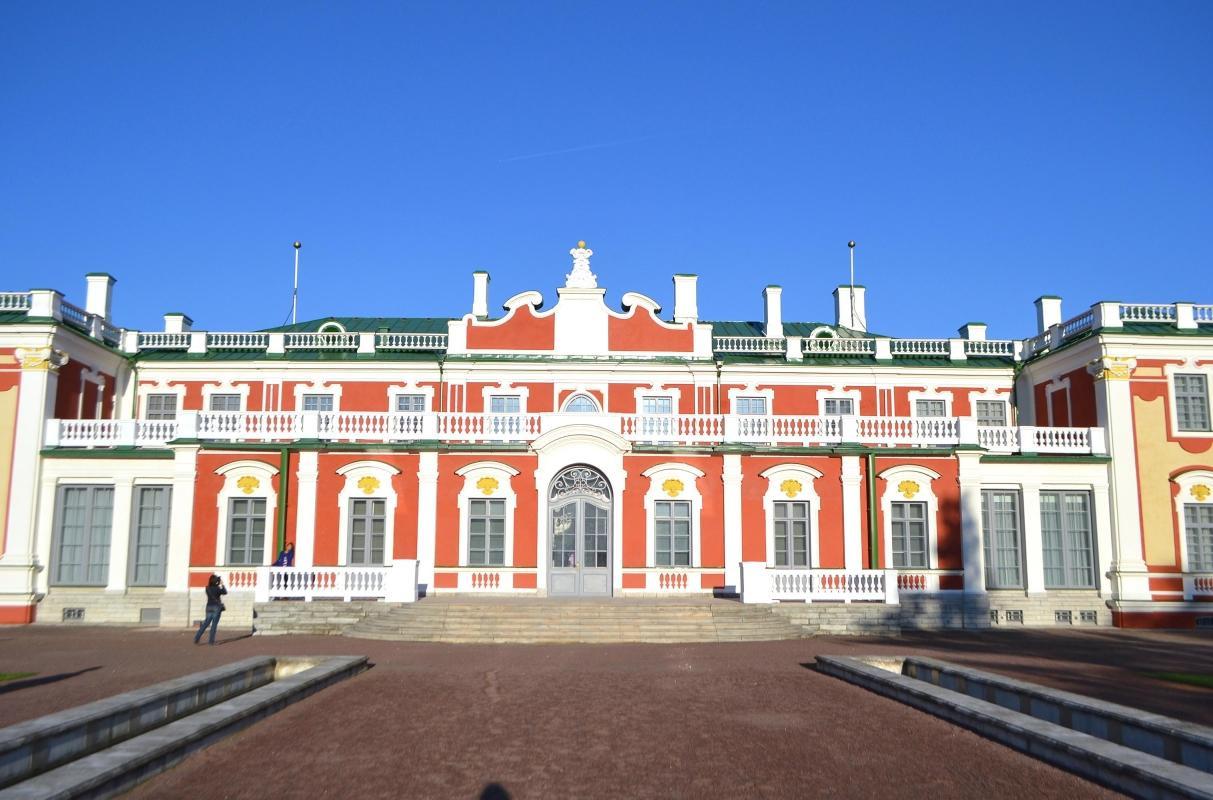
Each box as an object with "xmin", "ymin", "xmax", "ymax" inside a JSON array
[
  {"xmin": 898, "ymin": 480, "xmax": 920, "ymax": 499},
  {"xmin": 476, "ymin": 476, "xmax": 499, "ymax": 496},
  {"xmin": 1086, "ymin": 356, "xmax": 1135, "ymax": 381},
  {"xmin": 357, "ymin": 476, "xmax": 381, "ymax": 495},
  {"xmin": 780, "ymin": 479, "xmax": 803, "ymax": 499},
  {"xmin": 1192, "ymin": 484, "xmax": 1212, "ymax": 502},
  {"xmin": 236, "ymin": 476, "xmax": 260, "ymax": 495},
  {"xmin": 662, "ymin": 478, "xmax": 684, "ymax": 498},
  {"xmin": 16, "ymin": 347, "xmax": 68, "ymax": 372}
]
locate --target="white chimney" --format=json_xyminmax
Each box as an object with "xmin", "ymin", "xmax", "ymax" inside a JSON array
[
  {"xmin": 164, "ymin": 313, "xmax": 193, "ymax": 333},
  {"xmin": 763, "ymin": 286, "xmax": 783, "ymax": 338},
  {"xmin": 833, "ymin": 285, "xmax": 867, "ymax": 332},
  {"xmin": 472, "ymin": 271, "xmax": 490, "ymax": 319},
  {"xmin": 959, "ymin": 322, "xmax": 987, "ymax": 340},
  {"xmin": 1035, "ymin": 296, "xmax": 1062, "ymax": 333},
  {"xmin": 673, "ymin": 274, "xmax": 698, "ymax": 323},
  {"xmin": 85, "ymin": 273, "xmax": 116, "ymax": 320}
]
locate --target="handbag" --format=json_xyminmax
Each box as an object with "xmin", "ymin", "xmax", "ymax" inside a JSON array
[{"xmin": 219, "ymin": 603, "xmax": 226, "ymax": 612}]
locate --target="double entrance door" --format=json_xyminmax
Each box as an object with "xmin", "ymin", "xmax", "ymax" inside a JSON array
[{"xmin": 549, "ymin": 498, "xmax": 611, "ymax": 596}]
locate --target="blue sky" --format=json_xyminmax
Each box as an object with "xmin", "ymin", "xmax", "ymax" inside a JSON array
[{"xmin": 2, "ymin": 2, "xmax": 1210, "ymax": 339}]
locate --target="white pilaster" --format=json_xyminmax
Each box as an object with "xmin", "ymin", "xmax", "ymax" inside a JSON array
[
  {"xmin": 840, "ymin": 456, "xmax": 863, "ymax": 570},
  {"xmin": 3, "ymin": 347, "xmax": 63, "ymax": 571},
  {"xmin": 1021, "ymin": 482, "xmax": 1046, "ymax": 594},
  {"xmin": 416, "ymin": 451, "xmax": 439, "ymax": 594},
  {"xmin": 164, "ymin": 445, "xmax": 199, "ymax": 593},
  {"xmin": 1092, "ymin": 482, "xmax": 1114, "ymax": 598},
  {"xmin": 294, "ymin": 451, "xmax": 319, "ymax": 568},
  {"xmin": 957, "ymin": 452, "xmax": 986, "ymax": 597},
  {"xmin": 105, "ymin": 477, "xmax": 135, "ymax": 591},
  {"xmin": 722, "ymin": 454, "xmax": 743, "ymax": 590}
]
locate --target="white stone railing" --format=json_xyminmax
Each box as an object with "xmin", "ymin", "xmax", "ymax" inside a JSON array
[
  {"xmin": 0, "ymin": 292, "xmax": 31, "ymax": 311},
  {"xmin": 1119, "ymin": 303, "xmax": 1176, "ymax": 322},
  {"xmin": 375, "ymin": 332, "xmax": 448, "ymax": 350},
  {"xmin": 964, "ymin": 339, "xmax": 1016, "ymax": 357},
  {"xmin": 208, "ymin": 332, "xmax": 270, "ymax": 349},
  {"xmin": 619, "ymin": 413, "xmax": 727, "ymax": 444},
  {"xmin": 802, "ymin": 337, "xmax": 877, "ymax": 356},
  {"xmin": 195, "ymin": 411, "xmax": 304, "ymax": 440},
  {"xmin": 890, "ymin": 338, "xmax": 950, "ymax": 357},
  {"xmin": 284, "ymin": 332, "xmax": 359, "ymax": 350},
  {"xmin": 59, "ymin": 300, "xmax": 89, "ymax": 329},
  {"xmin": 1195, "ymin": 305, "xmax": 1213, "ymax": 324},
  {"xmin": 741, "ymin": 563, "xmax": 898, "ymax": 604},
  {"xmin": 138, "ymin": 332, "xmax": 191, "ymax": 349},
  {"xmin": 215, "ymin": 562, "xmax": 418, "ymax": 602},
  {"xmin": 713, "ymin": 336, "xmax": 786, "ymax": 353}
]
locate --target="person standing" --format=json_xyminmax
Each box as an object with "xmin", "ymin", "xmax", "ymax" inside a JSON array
[
  {"xmin": 194, "ymin": 574, "xmax": 227, "ymax": 645},
  {"xmin": 273, "ymin": 542, "xmax": 295, "ymax": 567}
]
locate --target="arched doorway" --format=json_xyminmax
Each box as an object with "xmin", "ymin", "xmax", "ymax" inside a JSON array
[{"xmin": 548, "ymin": 465, "xmax": 613, "ymax": 597}]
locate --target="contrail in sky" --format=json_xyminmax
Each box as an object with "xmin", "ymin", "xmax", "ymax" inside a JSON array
[{"xmin": 499, "ymin": 135, "xmax": 655, "ymax": 163}]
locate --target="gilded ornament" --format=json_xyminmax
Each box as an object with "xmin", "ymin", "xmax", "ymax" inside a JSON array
[
  {"xmin": 476, "ymin": 476, "xmax": 500, "ymax": 496},
  {"xmin": 662, "ymin": 478, "xmax": 684, "ymax": 498},
  {"xmin": 357, "ymin": 476, "xmax": 381, "ymax": 495},
  {"xmin": 16, "ymin": 347, "xmax": 68, "ymax": 372},
  {"xmin": 898, "ymin": 480, "xmax": 920, "ymax": 499},
  {"xmin": 1086, "ymin": 356, "xmax": 1135, "ymax": 381},
  {"xmin": 1193, "ymin": 484, "xmax": 1211, "ymax": 502},
  {"xmin": 236, "ymin": 475, "xmax": 260, "ymax": 495},
  {"xmin": 780, "ymin": 479, "xmax": 802, "ymax": 499}
]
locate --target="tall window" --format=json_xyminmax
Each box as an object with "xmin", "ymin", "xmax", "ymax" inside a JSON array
[
  {"xmin": 468, "ymin": 499, "xmax": 506, "ymax": 566},
  {"xmin": 145, "ymin": 394, "xmax": 177, "ymax": 420},
  {"xmin": 735, "ymin": 397, "xmax": 768, "ymax": 415},
  {"xmin": 53, "ymin": 486, "xmax": 114, "ymax": 585},
  {"xmin": 823, "ymin": 398, "xmax": 853, "ymax": 415},
  {"xmin": 1175, "ymin": 374, "xmax": 1211, "ymax": 432},
  {"xmin": 981, "ymin": 490, "xmax": 1023, "ymax": 588},
  {"xmin": 348, "ymin": 498, "xmax": 386, "ymax": 565},
  {"xmin": 302, "ymin": 394, "xmax": 334, "ymax": 412},
  {"xmin": 890, "ymin": 501, "xmax": 928, "ymax": 568},
  {"xmin": 915, "ymin": 399, "xmax": 947, "ymax": 417},
  {"xmin": 1185, "ymin": 505, "xmax": 1213, "ymax": 571},
  {"xmin": 209, "ymin": 394, "xmax": 242, "ymax": 412},
  {"xmin": 773, "ymin": 501, "xmax": 809, "ymax": 567},
  {"xmin": 654, "ymin": 500, "xmax": 691, "ymax": 566},
  {"xmin": 395, "ymin": 394, "xmax": 426, "ymax": 412},
  {"xmin": 976, "ymin": 400, "xmax": 1008, "ymax": 427},
  {"xmin": 130, "ymin": 486, "xmax": 171, "ymax": 586},
  {"xmin": 640, "ymin": 396, "xmax": 674, "ymax": 438},
  {"xmin": 564, "ymin": 394, "xmax": 599, "ymax": 413},
  {"xmin": 1040, "ymin": 491, "xmax": 1095, "ymax": 588},
  {"xmin": 227, "ymin": 497, "xmax": 267, "ymax": 565}
]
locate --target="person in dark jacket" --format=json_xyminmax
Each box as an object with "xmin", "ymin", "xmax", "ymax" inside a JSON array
[
  {"xmin": 273, "ymin": 542, "xmax": 295, "ymax": 567},
  {"xmin": 194, "ymin": 574, "xmax": 227, "ymax": 645}
]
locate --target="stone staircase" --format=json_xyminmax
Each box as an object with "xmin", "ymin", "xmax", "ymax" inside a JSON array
[{"xmin": 254, "ymin": 597, "xmax": 809, "ymax": 643}]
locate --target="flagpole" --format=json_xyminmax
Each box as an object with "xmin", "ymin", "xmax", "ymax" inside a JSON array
[
  {"xmin": 292, "ymin": 241, "xmax": 302, "ymax": 324},
  {"xmin": 848, "ymin": 240, "xmax": 856, "ymax": 329}
]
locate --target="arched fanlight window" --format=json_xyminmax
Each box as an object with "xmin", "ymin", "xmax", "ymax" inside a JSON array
[
  {"xmin": 318, "ymin": 320, "xmax": 347, "ymax": 333},
  {"xmin": 563, "ymin": 394, "xmax": 600, "ymax": 413}
]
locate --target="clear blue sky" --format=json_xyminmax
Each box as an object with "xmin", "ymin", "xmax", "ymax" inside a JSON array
[{"xmin": 2, "ymin": 2, "xmax": 1210, "ymax": 338}]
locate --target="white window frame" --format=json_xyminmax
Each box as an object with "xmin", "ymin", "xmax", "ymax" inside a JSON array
[
  {"xmin": 727, "ymin": 386, "xmax": 774, "ymax": 416},
  {"xmin": 335, "ymin": 461, "xmax": 400, "ymax": 566},
  {"xmin": 877, "ymin": 465, "xmax": 941, "ymax": 570},
  {"xmin": 908, "ymin": 390, "xmax": 953, "ymax": 419},
  {"xmin": 975, "ymin": 398, "xmax": 1010, "ymax": 427},
  {"xmin": 143, "ymin": 391, "xmax": 181, "ymax": 420},
  {"xmin": 291, "ymin": 381, "xmax": 343, "ymax": 413},
  {"xmin": 202, "ymin": 383, "xmax": 251, "ymax": 413},
  {"xmin": 633, "ymin": 386, "xmax": 680, "ymax": 416},
  {"xmin": 213, "ymin": 460, "xmax": 279, "ymax": 567},
  {"xmin": 208, "ymin": 393, "xmax": 244, "ymax": 412},
  {"xmin": 641, "ymin": 463, "xmax": 704, "ymax": 569},
  {"xmin": 816, "ymin": 387, "xmax": 860, "ymax": 416},
  {"xmin": 560, "ymin": 393, "xmax": 602, "ymax": 413},
  {"xmin": 1171, "ymin": 469, "xmax": 1213, "ymax": 572},
  {"xmin": 759, "ymin": 464, "xmax": 823, "ymax": 568},
  {"xmin": 455, "ymin": 461, "xmax": 519, "ymax": 567},
  {"xmin": 1167, "ymin": 365, "xmax": 1213, "ymax": 437},
  {"xmin": 301, "ymin": 393, "xmax": 335, "ymax": 413},
  {"xmin": 480, "ymin": 383, "xmax": 530, "ymax": 415},
  {"xmin": 387, "ymin": 382, "xmax": 435, "ymax": 413}
]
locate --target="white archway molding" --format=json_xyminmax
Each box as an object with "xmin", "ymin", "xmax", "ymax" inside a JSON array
[
  {"xmin": 213, "ymin": 460, "xmax": 280, "ymax": 567},
  {"xmin": 758, "ymin": 464, "xmax": 824, "ymax": 568},
  {"xmin": 877, "ymin": 465, "xmax": 942, "ymax": 570},
  {"xmin": 455, "ymin": 461, "xmax": 521, "ymax": 567},
  {"xmin": 1171, "ymin": 468, "xmax": 1213, "ymax": 572},
  {"xmin": 334, "ymin": 461, "xmax": 401, "ymax": 566},
  {"xmin": 641, "ymin": 463, "xmax": 706, "ymax": 569},
  {"xmin": 531, "ymin": 423, "xmax": 632, "ymax": 455}
]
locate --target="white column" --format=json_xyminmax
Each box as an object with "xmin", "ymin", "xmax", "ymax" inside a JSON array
[
  {"xmin": 1021, "ymin": 482, "xmax": 1046, "ymax": 595},
  {"xmin": 840, "ymin": 456, "xmax": 863, "ymax": 570},
  {"xmin": 416, "ymin": 451, "xmax": 439, "ymax": 594},
  {"xmin": 164, "ymin": 445, "xmax": 199, "ymax": 593},
  {"xmin": 1088, "ymin": 356, "xmax": 1150, "ymax": 600},
  {"xmin": 1092, "ymin": 483, "xmax": 1114, "ymax": 598},
  {"xmin": 293, "ymin": 451, "xmax": 319, "ymax": 568},
  {"xmin": 722, "ymin": 454, "xmax": 743, "ymax": 591},
  {"xmin": 957, "ymin": 452, "xmax": 986, "ymax": 598},
  {"xmin": 106, "ymin": 477, "xmax": 135, "ymax": 591}
]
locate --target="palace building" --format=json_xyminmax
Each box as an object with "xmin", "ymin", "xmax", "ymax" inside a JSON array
[{"xmin": 0, "ymin": 242, "xmax": 1211, "ymax": 630}]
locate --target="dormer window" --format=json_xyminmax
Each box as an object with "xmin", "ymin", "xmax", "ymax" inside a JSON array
[{"xmin": 317, "ymin": 321, "xmax": 347, "ymax": 333}]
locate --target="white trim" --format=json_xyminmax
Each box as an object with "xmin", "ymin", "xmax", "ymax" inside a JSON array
[
  {"xmin": 202, "ymin": 381, "xmax": 252, "ymax": 412},
  {"xmin": 455, "ymin": 461, "xmax": 518, "ymax": 568},
  {"xmin": 908, "ymin": 389, "xmax": 954, "ymax": 418},
  {"xmin": 138, "ymin": 382, "xmax": 186, "ymax": 418},
  {"xmin": 877, "ymin": 465, "xmax": 942, "ymax": 570},
  {"xmin": 727, "ymin": 385, "xmax": 774, "ymax": 415},
  {"xmin": 815, "ymin": 387, "xmax": 860, "ymax": 415},
  {"xmin": 559, "ymin": 389, "xmax": 604, "ymax": 413},
  {"xmin": 634, "ymin": 385, "xmax": 681, "ymax": 414},
  {"xmin": 1171, "ymin": 469, "xmax": 1213, "ymax": 572},
  {"xmin": 335, "ymin": 460, "xmax": 400, "ymax": 567},
  {"xmin": 291, "ymin": 381, "xmax": 343, "ymax": 413},
  {"xmin": 1164, "ymin": 361, "xmax": 1213, "ymax": 439},
  {"xmin": 641, "ymin": 463, "xmax": 704, "ymax": 568},
  {"xmin": 386, "ymin": 382, "xmax": 435, "ymax": 412},
  {"xmin": 213, "ymin": 460, "xmax": 279, "ymax": 567},
  {"xmin": 758, "ymin": 464, "xmax": 823, "ymax": 568},
  {"xmin": 971, "ymin": 387, "xmax": 1013, "ymax": 425},
  {"xmin": 1045, "ymin": 376, "xmax": 1072, "ymax": 427},
  {"xmin": 316, "ymin": 320, "xmax": 347, "ymax": 333},
  {"xmin": 480, "ymin": 383, "xmax": 530, "ymax": 414}
]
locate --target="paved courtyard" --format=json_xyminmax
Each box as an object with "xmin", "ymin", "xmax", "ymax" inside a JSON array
[{"xmin": 3, "ymin": 625, "xmax": 1211, "ymax": 798}]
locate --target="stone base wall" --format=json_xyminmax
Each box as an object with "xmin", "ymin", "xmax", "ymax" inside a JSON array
[
  {"xmin": 985, "ymin": 589, "xmax": 1112, "ymax": 627},
  {"xmin": 36, "ymin": 588, "xmax": 191, "ymax": 628},
  {"xmin": 252, "ymin": 600, "xmax": 394, "ymax": 635}
]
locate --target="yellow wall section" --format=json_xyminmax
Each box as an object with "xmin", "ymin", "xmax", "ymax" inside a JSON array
[
  {"xmin": 1133, "ymin": 392, "xmax": 1213, "ymax": 566},
  {"xmin": 0, "ymin": 385, "xmax": 16, "ymax": 554}
]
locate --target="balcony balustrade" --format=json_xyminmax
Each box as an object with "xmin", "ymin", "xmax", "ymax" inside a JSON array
[{"xmin": 44, "ymin": 411, "xmax": 1107, "ymax": 454}]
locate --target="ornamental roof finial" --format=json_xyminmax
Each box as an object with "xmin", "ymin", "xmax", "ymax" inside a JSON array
[{"xmin": 565, "ymin": 240, "xmax": 597, "ymax": 289}]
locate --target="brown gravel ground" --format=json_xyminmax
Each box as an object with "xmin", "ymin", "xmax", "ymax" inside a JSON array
[{"xmin": 3, "ymin": 625, "xmax": 1210, "ymax": 799}]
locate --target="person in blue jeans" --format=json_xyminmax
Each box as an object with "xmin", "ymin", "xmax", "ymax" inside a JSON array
[{"xmin": 194, "ymin": 574, "xmax": 227, "ymax": 645}]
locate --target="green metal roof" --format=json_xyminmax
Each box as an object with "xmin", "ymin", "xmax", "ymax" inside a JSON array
[
  {"xmin": 261, "ymin": 317, "xmax": 451, "ymax": 333},
  {"xmin": 705, "ymin": 321, "xmax": 880, "ymax": 338}
]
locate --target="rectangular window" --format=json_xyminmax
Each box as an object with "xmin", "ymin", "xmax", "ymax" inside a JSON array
[
  {"xmin": 209, "ymin": 394, "xmax": 242, "ymax": 412},
  {"xmin": 654, "ymin": 500, "xmax": 692, "ymax": 567},
  {"xmin": 302, "ymin": 394, "xmax": 334, "ymax": 412},
  {"xmin": 981, "ymin": 490, "xmax": 1023, "ymax": 589},
  {"xmin": 395, "ymin": 394, "xmax": 426, "ymax": 412},
  {"xmin": 489, "ymin": 395, "xmax": 520, "ymax": 414},
  {"xmin": 890, "ymin": 501, "xmax": 928, "ymax": 568},
  {"xmin": 735, "ymin": 397, "xmax": 768, "ymax": 415},
  {"xmin": 773, "ymin": 501, "xmax": 809, "ymax": 567},
  {"xmin": 1175, "ymin": 374, "xmax": 1211, "ymax": 432},
  {"xmin": 130, "ymin": 486, "xmax": 171, "ymax": 586},
  {"xmin": 348, "ymin": 498, "xmax": 386, "ymax": 566},
  {"xmin": 641, "ymin": 396, "xmax": 673, "ymax": 415},
  {"xmin": 976, "ymin": 400, "xmax": 1008, "ymax": 427},
  {"xmin": 468, "ymin": 499, "xmax": 506, "ymax": 566},
  {"xmin": 915, "ymin": 399, "xmax": 947, "ymax": 417},
  {"xmin": 823, "ymin": 398, "xmax": 853, "ymax": 415},
  {"xmin": 1184, "ymin": 504, "xmax": 1213, "ymax": 571},
  {"xmin": 227, "ymin": 497, "xmax": 267, "ymax": 566},
  {"xmin": 1040, "ymin": 491, "xmax": 1096, "ymax": 588},
  {"xmin": 145, "ymin": 394, "xmax": 178, "ymax": 420},
  {"xmin": 53, "ymin": 486, "xmax": 114, "ymax": 585}
]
